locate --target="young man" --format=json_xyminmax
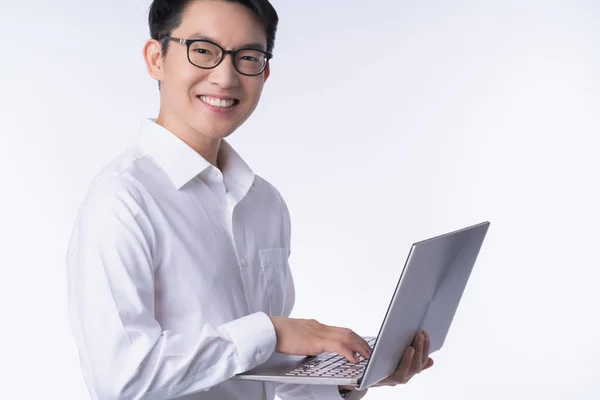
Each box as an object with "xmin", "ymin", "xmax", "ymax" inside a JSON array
[{"xmin": 66, "ymin": 1, "xmax": 433, "ymax": 399}]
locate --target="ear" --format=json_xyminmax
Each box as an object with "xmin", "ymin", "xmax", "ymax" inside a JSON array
[
  {"xmin": 263, "ymin": 62, "xmax": 271, "ymax": 82},
  {"xmin": 143, "ymin": 39, "xmax": 165, "ymax": 83}
]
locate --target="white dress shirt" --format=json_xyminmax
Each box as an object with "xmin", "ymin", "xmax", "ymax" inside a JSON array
[{"xmin": 66, "ymin": 119, "xmax": 353, "ymax": 400}]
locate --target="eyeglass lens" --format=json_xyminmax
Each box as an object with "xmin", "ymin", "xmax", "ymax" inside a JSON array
[{"xmin": 189, "ymin": 41, "xmax": 268, "ymax": 75}]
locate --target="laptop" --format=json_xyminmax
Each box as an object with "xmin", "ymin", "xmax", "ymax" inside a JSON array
[{"xmin": 233, "ymin": 221, "xmax": 491, "ymax": 391}]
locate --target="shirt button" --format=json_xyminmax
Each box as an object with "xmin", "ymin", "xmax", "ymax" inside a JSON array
[{"xmin": 240, "ymin": 259, "xmax": 247, "ymax": 267}]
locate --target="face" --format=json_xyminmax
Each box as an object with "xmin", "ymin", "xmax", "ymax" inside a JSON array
[{"xmin": 145, "ymin": 0, "xmax": 270, "ymax": 143}]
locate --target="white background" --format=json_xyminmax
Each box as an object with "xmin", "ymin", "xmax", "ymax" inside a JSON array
[{"xmin": 1, "ymin": 0, "xmax": 599, "ymax": 399}]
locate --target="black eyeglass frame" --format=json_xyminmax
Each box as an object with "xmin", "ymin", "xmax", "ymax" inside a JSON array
[{"xmin": 160, "ymin": 36, "xmax": 272, "ymax": 76}]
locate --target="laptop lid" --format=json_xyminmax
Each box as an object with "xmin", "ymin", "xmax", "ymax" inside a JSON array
[{"xmin": 357, "ymin": 221, "xmax": 490, "ymax": 390}]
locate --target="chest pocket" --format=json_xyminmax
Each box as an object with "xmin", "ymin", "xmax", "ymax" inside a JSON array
[{"xmin": 258, "ymin": 248, "xmax": 290, "ymax": 316}]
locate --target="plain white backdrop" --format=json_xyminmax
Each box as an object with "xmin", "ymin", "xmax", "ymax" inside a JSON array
[{"xmin": 1, "ymin": 0, "xmax": 599, "ymax": 399}]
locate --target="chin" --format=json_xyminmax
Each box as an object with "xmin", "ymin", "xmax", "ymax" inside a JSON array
[
  {"xmin": 193, "ymin": 121, "xmax": 238, "ymax": 140},
  {"xmin": 194, "ymin": 110, "xmax": 251, "ymax": 139},
  {"xmin": 191, "ymin": 98, "xmax": 255, "ymax": 139}
]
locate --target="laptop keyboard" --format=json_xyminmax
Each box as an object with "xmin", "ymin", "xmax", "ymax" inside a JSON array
[{"xmin": 285, "ymin": 337, "xmax": 376, "ymax": 379}]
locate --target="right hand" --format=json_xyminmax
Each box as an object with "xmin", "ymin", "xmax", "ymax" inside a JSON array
[{"xmin": 268, "ymin": 316, "xmax": 372, "ymax": 363}]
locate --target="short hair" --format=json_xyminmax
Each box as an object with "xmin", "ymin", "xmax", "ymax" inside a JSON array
[{"xmin": 148, "ymin": 0, "xmax": 279, "ymax": 58}]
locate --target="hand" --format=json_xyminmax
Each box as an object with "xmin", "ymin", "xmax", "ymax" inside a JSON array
[
  {"xmin": 373, "ymin": 331, "xmax": 434, "ymax": 387},
  {"xmin": 268, "ymin": 316, "xmax": 372, "ymax": 363}
]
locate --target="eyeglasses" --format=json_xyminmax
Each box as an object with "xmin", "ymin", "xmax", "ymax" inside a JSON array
[{"xmin": 161, "ymin": 36, "xmax": 272, "ymax": 76}]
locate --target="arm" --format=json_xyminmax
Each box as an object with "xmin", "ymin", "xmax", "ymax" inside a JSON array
[{"xmin": 66, "ymin": 175, "xmax": 276, "ymax": 400}]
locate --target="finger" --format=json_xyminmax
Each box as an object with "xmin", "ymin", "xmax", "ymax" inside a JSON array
[
  {"xmin": 391, "ymin": 346, "xmax": 414, "ymax": 384},
  {"xmin": 422, "ymin": 331, "xmax": 431, "ymax": 367},
  {"xmin": 423, "ymin": 357, "xmax": 434, "ymax": 370},
  {"xmin": 348, "ymin": 341, "xmax": 370, "ymax": 363},
  {"xmin": 411, "ymin": 331, "xmax": 421, "ymax": 346},
  {"xmin": 410, "ymin": 333, "xmax": 425, "ymax": 374},
  {"xmin": 334, "ymin": 342, "xmax": 360, "ymax": 363},
  {"xmin": 322, "ymin": 326, "xmax": 358, "ymax": 363},
  {"xmin": 363, "ymin": 341, "xmax": 373, "ymax": 358},
  {"xmin": 361, "ymin": 336, "xmax": 373, "ymax": 356},
  {"xmin": 342, "ymin": 330, "xmax": 371, "ymax": 361},
  {"xmin": 354, "ymin": 335, "xmax": 372, "ymax": 359},
  {"xmin": 373, "ymin": 377, "xmax": 396, "ymax": 387},
  {"xmin": 348, "ymin": 332, "xmax": 371, "ymax": 359}
]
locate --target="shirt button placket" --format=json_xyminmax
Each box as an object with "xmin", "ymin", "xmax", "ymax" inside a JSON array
[{"xmin": 231, "ymin": 209, "xmax": 253, "ymax": 313}]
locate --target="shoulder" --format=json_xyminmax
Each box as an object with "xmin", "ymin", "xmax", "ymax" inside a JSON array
[
  {"xmin": 80, "ymin": 147, "xmax": 154, "ymax": 218},
  {"xmin": 67, "ymin": 149, "xmax": 158, "ymax": 268},
  {"xmin": 251, "ymin": 175, "xmax": 292, "ymax": 234},
  {"xmin": 252, "ymin": 175, "xmax": 289, "ymax": 211}
]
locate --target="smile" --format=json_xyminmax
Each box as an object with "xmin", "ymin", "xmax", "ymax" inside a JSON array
[{"xmin": 198, "ymin": 95, "xmax": 239, "ymax": 108}]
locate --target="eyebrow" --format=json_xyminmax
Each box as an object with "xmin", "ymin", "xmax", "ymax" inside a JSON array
[{"xmin": 188, "ymin": 33, "xmax": 267, "ymax": 51}]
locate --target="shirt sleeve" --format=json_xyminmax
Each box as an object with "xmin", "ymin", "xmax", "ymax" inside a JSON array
[{"xmin": 66, "ymin": 175, "xmax": 276, "ymax": 400}]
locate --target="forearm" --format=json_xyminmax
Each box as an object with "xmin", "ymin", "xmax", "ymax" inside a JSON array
[{"xmin": 71, "ymin": 310, "xmax": 276, "ymax": 400}]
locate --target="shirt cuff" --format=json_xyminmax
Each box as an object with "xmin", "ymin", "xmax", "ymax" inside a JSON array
[{"xmin": 218, "ymin": 312, "xmax": 276, "ymax": 370}]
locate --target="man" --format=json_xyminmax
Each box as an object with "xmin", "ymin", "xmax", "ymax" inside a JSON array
[{"xmin": 66, "ymin": 1, "xmax": 433, "ymax": 399}]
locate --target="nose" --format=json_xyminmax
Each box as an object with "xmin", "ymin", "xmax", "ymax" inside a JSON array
[{"xmin": 207, "ymin": 54, "xmax": 240, "ymax": 89}]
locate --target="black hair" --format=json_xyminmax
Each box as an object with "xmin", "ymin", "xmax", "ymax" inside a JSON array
[{"xmin": 148, "ymin": 0, "xmax": 279, "ymax": 58}]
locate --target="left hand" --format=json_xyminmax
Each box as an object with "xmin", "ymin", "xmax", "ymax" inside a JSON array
[
  {"xmin": 373, "ymin": 331, "xmax": 434, "ymax": 386},
  {"xmin": 338, "ymin": 331, "xmax": 434, "ymax": 397}
]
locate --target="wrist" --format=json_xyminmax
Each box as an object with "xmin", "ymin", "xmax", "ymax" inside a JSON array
[{"xmin": 268, "ymin": 316, "xmax": 282, "ymax": 351}]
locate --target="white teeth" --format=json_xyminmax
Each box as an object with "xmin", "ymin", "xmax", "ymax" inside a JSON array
[{"xmin": 200, "ymin": 96, "xmax": 236, "ymax": 108}]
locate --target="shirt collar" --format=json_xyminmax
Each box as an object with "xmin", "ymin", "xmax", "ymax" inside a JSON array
[
  {"xmin": 218, "ymin": 139, "xmax": 255, "ymax": 202},
  {"xmin": 136, "ymin": 118, "xmax": 254, "ymax": 196}
]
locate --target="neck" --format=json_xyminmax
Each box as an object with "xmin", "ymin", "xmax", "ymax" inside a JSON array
[{"xmin": 156, "ymin": 111, "xmax": 221, "ymax": 167}]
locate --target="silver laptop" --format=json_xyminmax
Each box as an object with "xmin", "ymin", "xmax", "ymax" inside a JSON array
[{"xmin": 233, "ymin": 221, "xmax": 491, "ymax": 391}]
